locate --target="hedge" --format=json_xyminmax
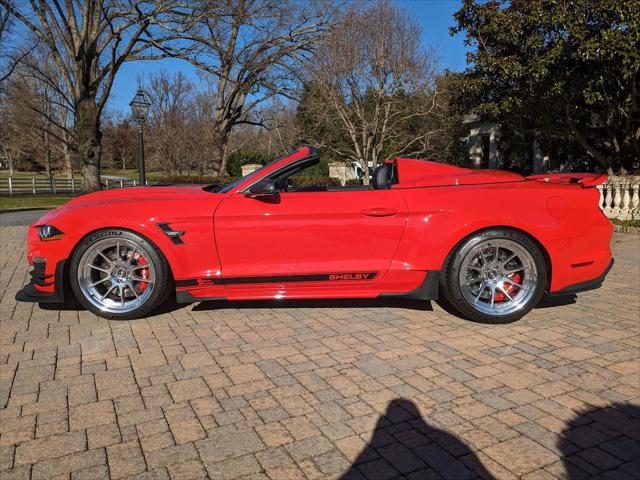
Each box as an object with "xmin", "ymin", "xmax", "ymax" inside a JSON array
[
  {"xmin": 289, "ymin": 176, "xmax": 341, "ymax": 187},
  {"xmin": 345, "ymin": 178, "xmax": 364, "ymax": 186},
  {"xmin": 226, "ymin": 150, "xmax": 272, "ymax": 177},
  {"xmin": 156, "ymin": 175, "xmax": 341, "ymax": 188},
  {"xmin": 157, "ymin": 175, "xmax": 241, "ymax": 185}
]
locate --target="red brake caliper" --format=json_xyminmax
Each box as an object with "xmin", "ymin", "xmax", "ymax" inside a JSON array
[
  {"xmin": 495, "ymin": 273, "xmax": 522, "ymax": 302},
  {"xmin": 133, "ymin": 253, "xmax": 149, "ymax": 292}
]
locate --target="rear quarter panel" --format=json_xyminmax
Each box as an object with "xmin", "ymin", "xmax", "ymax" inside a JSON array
[{"xmin": 395, "ymin": 181, "xmax": 612, "ymax": 292}]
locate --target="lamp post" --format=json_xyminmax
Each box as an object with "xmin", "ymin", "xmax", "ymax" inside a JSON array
[{"xmin": 129, "ymin": 88, "xmax": 151, "ymax": 185}]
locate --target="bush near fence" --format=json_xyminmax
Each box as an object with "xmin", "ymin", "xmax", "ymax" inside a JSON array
[
  {"xmin": 158, "ymin": 175, "xmax": 341, "ymax": 188},
  {"xmin": 158, "ymin": 175, "xmax": 242, "ymax": 185}
]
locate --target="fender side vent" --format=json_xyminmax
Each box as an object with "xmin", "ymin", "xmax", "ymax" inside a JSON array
[{"xmin": 157, "ymin": 223, "xmax": 185, "ymax": 245}]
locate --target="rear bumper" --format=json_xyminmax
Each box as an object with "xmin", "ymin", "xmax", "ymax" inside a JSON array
[
  {"xmin": 15, "ymin": 259, "xmax": 67, "ymax": 303},
  {"xmin": 550, "ymin": 258, "xmax": 614, "ymax": 296}
]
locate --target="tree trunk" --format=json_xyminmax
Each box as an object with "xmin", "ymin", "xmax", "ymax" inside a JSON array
[
  {"xmin": 63, "ymin": 144, "xmax": 73, "ymax": 179},
  {"xmin": 7, "ymin": 152, "xmax": 14, "ymax": 175},
  {"xmin": 360, "ymin": 160, "xmax": 370, "ymax": 186},
  {"xmin": 75, "ymin": 97, "xmax": 103, "ymax": 191},
  {"xmin": 212, "ymin": 128, "xmax": 230, "ymax": 176},
  {"xmin": 44, "ymin": 149, "xmax": 52, "ymax": 179},
  {"xmin": 217, "ymin": 139, "xmax": 229, "ymax": 177}
]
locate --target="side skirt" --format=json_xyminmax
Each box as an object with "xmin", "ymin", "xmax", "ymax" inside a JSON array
[
  {"xmin": 175, "ymin": 270, "xmax": 441, "ymax": 304},
  {"xmin": 378, "ymin": 271, "xmax": 440, "ymax": 301}
]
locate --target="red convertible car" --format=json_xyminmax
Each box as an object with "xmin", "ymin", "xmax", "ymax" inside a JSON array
[{"xmin": 17, "ymin": 146, "xmax": 613, "ymax": 323}]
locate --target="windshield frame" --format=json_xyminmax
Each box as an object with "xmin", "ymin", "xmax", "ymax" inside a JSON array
[
  {"xmin": 215, "ymin": 162, "xmax": 275, "ymax": 194},
  {"xmin": 213, "ymin": 148, "xmax": 314, "ymax": 194}
]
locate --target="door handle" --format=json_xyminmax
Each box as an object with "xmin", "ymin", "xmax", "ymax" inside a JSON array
[{"xmin": 361, "ymin": 208, "xmax": 398, "ymax": 217}]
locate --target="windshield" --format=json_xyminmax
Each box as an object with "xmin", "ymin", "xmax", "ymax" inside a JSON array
[{"xmin": 214, "ymin": 152, "xmax": 291, "ymax": 193}]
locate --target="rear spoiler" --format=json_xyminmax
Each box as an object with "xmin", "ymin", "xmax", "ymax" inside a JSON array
[{"xmin": 526, "ymin": 173, "xmax": 608, "ymax": 187}]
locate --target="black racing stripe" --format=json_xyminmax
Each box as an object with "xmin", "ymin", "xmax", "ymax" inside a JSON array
[{"xmin": 176, "ymin": 272, "xmax": 378, "ymax": 287}]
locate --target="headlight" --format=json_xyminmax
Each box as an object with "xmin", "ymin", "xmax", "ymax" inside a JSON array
[{"xmin": 38, "ymin": 225, "xmax": 65, "ymax": 241}]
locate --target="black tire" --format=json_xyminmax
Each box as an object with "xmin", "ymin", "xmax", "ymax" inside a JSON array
[
  {"xmin": 69, "ymin": 229, "xmax": 172, "ymax": 320},
  {"xmin": 439, "ymin": 228, "xmax": 547, "ymax": 324}
]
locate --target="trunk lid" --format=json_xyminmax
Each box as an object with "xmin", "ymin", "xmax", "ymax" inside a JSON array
[{"xmin": 526, "ymin": 173, "xmax": 608, "ymax": 187}]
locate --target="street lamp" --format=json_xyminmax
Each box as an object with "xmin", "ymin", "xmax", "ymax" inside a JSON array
[{"xmin": 129, "ymin": 88, "xmax": 151, "ymax": 185}]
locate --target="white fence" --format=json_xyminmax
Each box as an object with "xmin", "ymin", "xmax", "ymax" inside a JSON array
[
  {"xmin": 0, "ymin": 177, "xmax": 139, "ymax": 195},
  {"xmin": 597, "ymin": 176, "xmax": 640, "ymax": 220}
]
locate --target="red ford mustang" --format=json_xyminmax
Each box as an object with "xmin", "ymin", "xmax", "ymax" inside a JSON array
[{"xmin": 17, "ymin": 146, "xmax": 613, "ymax": 323}]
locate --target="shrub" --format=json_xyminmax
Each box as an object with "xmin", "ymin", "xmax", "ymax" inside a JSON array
[
  {"xmin": 156, "ymin": 175, "xmax": 342, "ymax": 189},
  {"xmin": 157, "ymin": 175, "xmax": 241, "ymax": 185},
  {"xmin": 345, "ymin": 178, "xmax": 363, "ymax": 186},
  {"xmin": 289, "ymin": 176, "xmax": 342, "ymax": 187},
  {"xmin": 226, "ymin": 150, "xmax": 272, "ymax": 177}
]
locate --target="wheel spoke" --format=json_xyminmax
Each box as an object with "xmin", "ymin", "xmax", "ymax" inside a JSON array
[
  {"xmin": 494, "ymin": 246, "xmax": 499, "ymax": 262},
  {"xmin": 127, "ymin": 247, "xmax": 137, "ymax": 266},
  {"xmin": 119, "ymin": 286, "xmax": 125, "ymax": 306},
  {"xmin": 132, "ymin": 276, "xmax": 151, "ymax": 283},
  {"xmin": 497, "ymin": 284, "xmax": 515, "ymax": 303},
  {"xmin": 100, "ymin": 284, "xmax": 116, "ymax": 301},
  {"xmin": 128, "ymin": 283, "xmax": 139, "ymax": 299},
  {"xmin": 97, "ymin": 251, "xmax": 113, "ymax": 265},
  {"xmin": 504, "ymin": 278, "xmax": 523, "ymax": 289},
  {"xmin": 490, "ymin": 286, "xmax": 496, "ymax": 306},
  {"xmin": 88, "ymin": 264, "xmax": 110, "ymax": 274},
  {"xmin": 466, "ymin": 265, "xmax": 482, "ymax": 271},
  {"xmin": 130, "ymin": 265, "xmax": 147, "ymax": 271},
  {"xmin": 474, "ymin": 284, "xmax": 486, "ymax": 302},
  {"xmin": 504, "ymin": 266, "xmax": 524, "ymax": 274},
  {"xmin": 502, "ymin": 253, "xmax": 517, "ymax": 266},
  {"xmin": 89, "ymin": 277, "xmax": 110, "ymax": 288}
]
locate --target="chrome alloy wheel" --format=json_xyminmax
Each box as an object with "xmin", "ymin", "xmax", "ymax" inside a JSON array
[
  {"xmin": 77, "ymin": 238, "xmax": 155, "ymax": 314},
  {"xmin": 458, "ymin": 239, "xmax": 538, "ymax": 316}
]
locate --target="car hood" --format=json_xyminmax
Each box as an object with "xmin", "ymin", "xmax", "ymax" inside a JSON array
[{"xmin": 36, "ymin": 185, "xmax": 215, "ymax": 225}]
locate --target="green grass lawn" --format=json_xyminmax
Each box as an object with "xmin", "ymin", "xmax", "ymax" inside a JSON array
[
  {"xmin": 0, "ymin": 195, "xmax": 76, "ymax": 211},
  {"xmin": 101, "ymin": 168, "xmax": 156, "ymax": 180},
  {"xmin": 101, "ymin": 168, "xmax": 200, "ymax": 181}
]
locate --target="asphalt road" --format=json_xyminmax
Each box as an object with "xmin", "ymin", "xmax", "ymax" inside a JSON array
[{"xmin": 0, "ymin": 209, "xmax": 48, "ymax": 226}]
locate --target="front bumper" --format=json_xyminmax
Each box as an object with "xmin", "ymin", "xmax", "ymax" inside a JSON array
[{"xmin": 15, "ymin": 258, "xmax": 67, "ymax": 303}]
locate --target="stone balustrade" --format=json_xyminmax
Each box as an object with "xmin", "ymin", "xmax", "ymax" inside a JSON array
[{"xmin": 597, "ymin": 176, "xmax": 640, "ymax": 220}]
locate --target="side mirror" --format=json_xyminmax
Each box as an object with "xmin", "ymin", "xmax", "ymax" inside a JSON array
[{"xmin": 245, "ymin": 178, "xmax": 276, "ymax": 198}]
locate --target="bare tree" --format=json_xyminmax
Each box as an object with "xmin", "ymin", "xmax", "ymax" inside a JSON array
[
  {"xmin": 156, "ymin": 0, "xmax": 334, "ymax": 175},
  {"xmin": 0, "ymin": 2, "xmax": 38, "ymax": 87},
  {"xmin": 101, "ymin": 114, "xmax": 136, "ymax": 171},
  {"xmin": 1, "ymin": 0, "xmax": 175, "ymax": 190},
  {"xmin": 303, "ymin": 0, "xmax": 440, "ymax": 184},
  {"xmin": 144, "ymin": 71, "xmax": 202, "ymax": 174}
]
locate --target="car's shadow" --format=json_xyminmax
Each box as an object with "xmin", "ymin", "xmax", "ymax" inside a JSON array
[
  {"xmin": 536, "ymin": 293, "xmax": 577, "ymax": 308},
  {"xmin": 191, "ymin": 297, "xmax": 434, "ymax": 312},
  {"xmin": 39, "ymin": 293, "xmax": 577, "ymax": 321}
]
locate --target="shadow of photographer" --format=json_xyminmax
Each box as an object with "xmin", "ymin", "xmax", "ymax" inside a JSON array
[
  {"xmin": 339, "ymin": 399, "xmax": 640, "ymax": 480},
  {"xmin": 339, "ymin": 398, "xmax": 493, "ymax": 479}
]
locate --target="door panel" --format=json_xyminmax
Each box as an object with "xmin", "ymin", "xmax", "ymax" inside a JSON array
[{"xmin": 214, "ymin": 190, "xmax": 408, "ymax": 281}]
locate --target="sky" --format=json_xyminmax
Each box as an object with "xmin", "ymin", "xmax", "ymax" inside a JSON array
[{"xmin": 107, "ymin": 0, "xmax": 471, "ymax": 114}]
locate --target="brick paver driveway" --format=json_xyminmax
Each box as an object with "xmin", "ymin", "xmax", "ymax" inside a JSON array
[{"xmin": 1, "ymin": 225, "xmax": 639, "ymax": 480}]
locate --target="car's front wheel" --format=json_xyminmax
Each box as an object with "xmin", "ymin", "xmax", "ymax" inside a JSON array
[
  {"xmin": 69, "ymin": 229, "xmax": 171, "ymax": 320},
  {"xmin": 439, "ymin": 229, "xmax": 547, "ymax": 324}
]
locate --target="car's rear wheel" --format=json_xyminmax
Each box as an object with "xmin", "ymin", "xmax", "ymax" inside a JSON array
[
  {"xmin": 69, "ymin": 229, "xmax": 171, "ymax": 320},
  {"xmin": 439, "ymin": 229, "xmax": 547, "ymax": 324}
]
